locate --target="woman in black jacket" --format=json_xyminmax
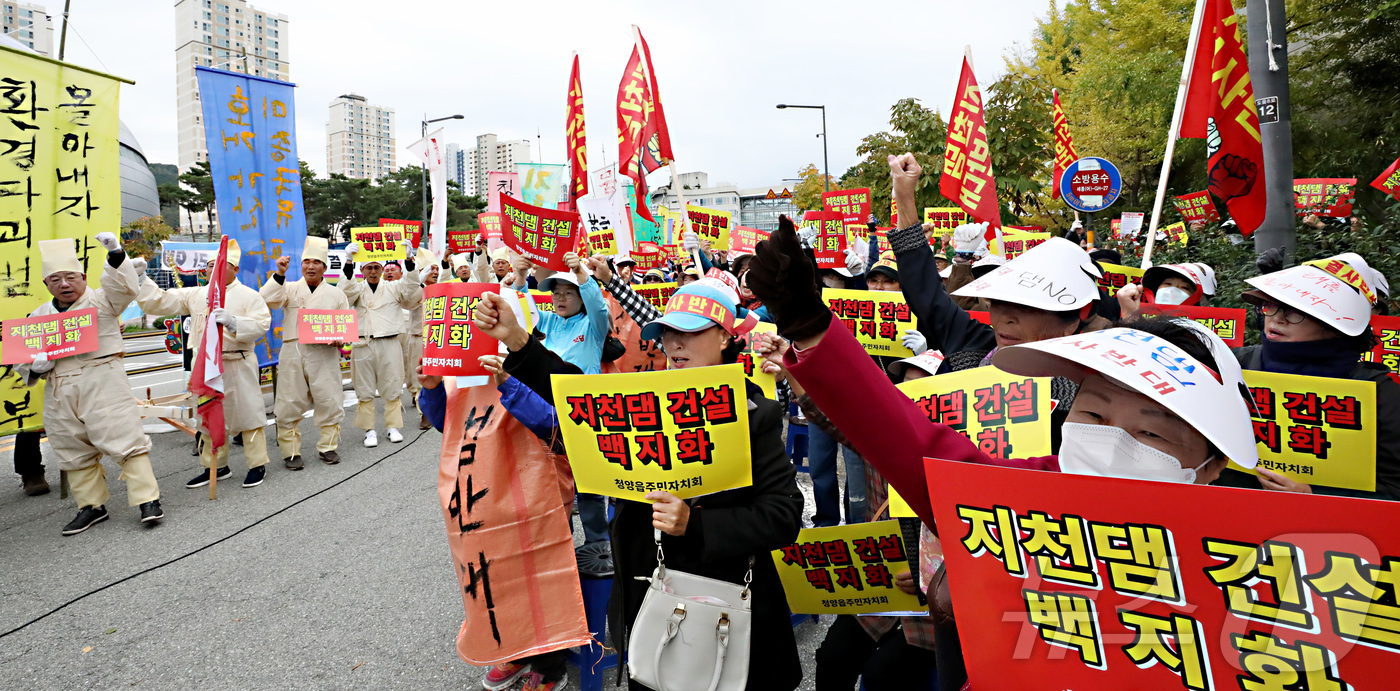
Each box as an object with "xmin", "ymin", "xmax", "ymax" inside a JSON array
[
  {"xmin": 473, "ymin": 278, "xmax": 805, "ymax": 690},
  {"xmin": 1219, "ymin": 257, "xmax": 1400, "ymax": 500}
]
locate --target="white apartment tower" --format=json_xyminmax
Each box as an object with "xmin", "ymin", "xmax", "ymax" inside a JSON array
[
  {"xmin": 473, "ymin": 133, "xmax": 531, "ymax": 200},
  {"xmin": 1, "ymin": 1, "xmax": 53, "ymax": 56},
  {"xmin": 445, "ymin": 143, "xmax": 477, "ymax": 196},
  {"xmin": 174, "ymin": 0, "xmax": 290, "ymax": 175},
  {"xmin": 326, "ymin": 94, "xmax": 395, "ymax": 180}
]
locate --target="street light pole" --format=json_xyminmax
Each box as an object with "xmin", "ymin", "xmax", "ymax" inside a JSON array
[
  {"xmin": 420, "ymin": 113, "xmax": 464, "ymax": 246},
  {"xmin": 777, "ymin": 104, "xmax": 829, "ymax": 193}
]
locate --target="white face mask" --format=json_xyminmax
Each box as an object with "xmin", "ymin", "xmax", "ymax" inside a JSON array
[
  {"xmin": 1058, "ymin": 423, "xmax": 1209, "ymax": 484},
  {"xmin": 1155, "ymin": 286, "xmax": 1193, "ymax": 305}
]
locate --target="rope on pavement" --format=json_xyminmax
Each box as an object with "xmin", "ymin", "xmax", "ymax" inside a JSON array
[{"xmin": 0, "ymin": 427, "xmax": 433, "ymax": 640}]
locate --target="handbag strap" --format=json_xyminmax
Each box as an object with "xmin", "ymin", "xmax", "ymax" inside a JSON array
[{"xmin": 651, "ymin": 602, "xmax": 734, "ymax": 691}]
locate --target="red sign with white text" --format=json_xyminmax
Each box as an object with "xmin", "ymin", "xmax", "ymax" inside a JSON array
[
  {"xmin": 298, "ymin": 309, "xmax": 358, "ymax": 345},
  {"xmin": 421, "ymin": 283, "xmax": 496, "ymax": 377},
  {"xmin": 926, "ymin": 457, "xmax": 1400, "ymax": 691},
  {"xmin": 379, "ymin": 218, "xmax": 424, "ymax": 248},
  {"xmin": 500, "ymin": 195, "xmax": 579, "ymax": 272},
  {"xmin": 1, "ymin": 308, "xmax": 99, "ymax": 364},
  {"xmin": 1139, "ymin": 304, "xmax": 1247, "ymax": 348},
  {"xmin": 730, "ymin": 225, "xmax": 770, "ymax": 255},
  {"xmin": 632, "ymin": 243, "xmax": 666, "ymax": 272},
  {"xmin": 822, "ymin": 187, "xmax": 871, "ymax": 225}
]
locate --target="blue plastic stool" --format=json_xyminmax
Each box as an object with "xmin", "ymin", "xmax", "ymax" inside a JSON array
[
  {"xmin": 566, "ymin": 575, "xmax": 619, "ymax": 691},
  {"xmin": 786, "ymin": 403, "xmax": 810, "ymax": 473}
]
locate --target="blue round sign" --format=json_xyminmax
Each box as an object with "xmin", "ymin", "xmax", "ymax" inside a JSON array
[{"xmin": 1058, "ymin": 157, "xmax": 1122, "ymax": 213}]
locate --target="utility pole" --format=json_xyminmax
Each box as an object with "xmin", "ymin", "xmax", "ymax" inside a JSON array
[
  {"xmin": 58, "ymin": 0, "xmax": 71, "ymax": 60},
  {"xmin": 1246, "ymin": 0, "xmax": 1296, "ymax": 261}
]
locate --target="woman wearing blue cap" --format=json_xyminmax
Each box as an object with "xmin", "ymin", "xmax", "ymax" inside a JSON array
[{"xmin": 581, "ymin": 257, "xmax": 805, "ymax": 690}]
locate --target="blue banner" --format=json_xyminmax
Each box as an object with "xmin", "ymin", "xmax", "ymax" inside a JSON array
[{"xmin": 195, "ymin": 67, "xmax": 308, "ymax": 366}]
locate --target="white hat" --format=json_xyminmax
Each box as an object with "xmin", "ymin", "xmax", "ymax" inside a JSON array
[
  {"xmin": 1144, "ymin": 262, "xmax": 1217, "ymax": 296},
  {"xmin": 992, "ymin": 327, "xmax": 1259, "ymax": 469},
  {"xmin": 1244, "ymin": 261, "xmax": 1373, "ymax": 336},
  {"xmin": 887, "ymin": 350, "xmax": 946, "ymax": 379},
  {"xmin": 489, "ymin": 247, "xmax": 511, "ymax": 264},
  {"xmin": 451, "ymin": 253, "xmax": 472, "ymax": 270},
  {"xmin": 952, "ymin": 237, "xmax": 1102, "ymax": 311},
  {"xmin": 39, "ymin": 238, "xmax": 83, "ymax": 278},
  {"xmin": 952, "ymin": 223, "xmax": 986, "ymax": 254},
  {"xmin": 1333, "ymin": 252, "xmax": 1389, "ymax": 299},
  {"xmin": 303, "ymin": 237, "xmax": 329, "ymax": 266},
  {"xmin": 939, "ymin": 265, "xmax": 952, "ymax": 279},
  {"xmin": 971, "ymin": 253, "xmax": 1006, "ymax": 279},
  {"xmin": 538, "ymin": 271, "xmax": 582, "ymax": 293},
  {"xmin": 614, "ymin": 254, "xmax": 637, "ymax": 267}
]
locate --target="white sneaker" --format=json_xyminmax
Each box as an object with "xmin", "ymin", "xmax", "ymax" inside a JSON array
[
  {"xmin": 387, "ymin": 428, "xmax": 403, "ymax": 443},
  {"xmin": 364, "ymin": 430, "xmax": 378, "ymax": 448}
]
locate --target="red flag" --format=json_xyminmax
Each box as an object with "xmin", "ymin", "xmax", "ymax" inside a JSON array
[
  {"xmin": 616, "ymin": 27, "xmax": 672, "ymax": 225},
  {"xmin": 1051, "ymin": 89, "xmax": 1077, "ymax": 201},
  {"xmin": 939, "ymin": 57, "xmax": 1001, "ymax": 230},
  {"xmin": 1179, "ymin": 0, "xmax": 1267, "ymax": 235},
  {"xmin": 1372, "ymin": 155, "xmax": 1400, "ymax": 202},
  {"xmin": 191, "ymin": 236, "xmax": 229, "ymax": 451},
  {"xmin": 565, "ymin": 54, "xmax": 588, "ymax": 211}
]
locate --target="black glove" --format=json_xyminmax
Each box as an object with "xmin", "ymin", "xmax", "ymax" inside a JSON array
[
  {"xmin": 747, "ymin": 215, "xmax": 831, "ymax": 343},
  {"xmin": 1256, "ymin": 247, "xmax": 1286, "ymax": 275}
]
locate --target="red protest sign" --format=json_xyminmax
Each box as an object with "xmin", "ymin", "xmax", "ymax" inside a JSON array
[
  {"xmin": 1171, "ymin": 190, "xmax": 1221, "ymax": 224},
  {"xmin": 421, "ymin": 283, "xmax": 496, "ymax": 377},
  {"xmin": 477, "ymin": 212, "xmax": 504, "ymax": 243},
  {"xmin": 379, "ymin": 218, "xmax": 423, "ymax": 248},
  {"xmin": 1, "ymin": 308, "xmax": 99, "ymax": 364},
  {"xmin": 298, "ymin": 309, "xmax": 358, "ymax": 345},
  {"xmin": 822, "ymin": 187, "xmax": 871, "ymax": 225},
  {"xmin": 926, "ymin": 457, "xmax": 1400, "ymax": 691},
  {"xmin": 1371, "ymin": 156, "xmax": 1400, "ymax": 202},
  {"xmin": 447, "ymin": 228, "xmax": 479, "ymax": 255},
  {"xmin": 500, "ymin": 195, "xmax": 580, "ymax": 272},
  {"xmin": 1361, "ymin": 314, "xmax": 1400, "ymax": 386},
  {"xmin": 632, "ymin": 242, "xmax": 666, "ymax": 271},
  {"xmin": 1294, "ymin": 178, "xmax": 1357, "ymax": 218},
  {"xmin": 804, "ymin": 211, "xmax": 846, "ymax": 269},
  {"xmin": 730, "ymin": 225, "xmax": 769, "ymax": 255},
  {"xmin": 1139, "ymin": 304, "xmax": 1248, "ymax": 348}
]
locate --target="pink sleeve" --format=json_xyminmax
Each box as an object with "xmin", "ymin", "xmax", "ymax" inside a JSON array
[{"xmin": 785, "ymin": 314, "xmax": 1058, "ymax": 530}]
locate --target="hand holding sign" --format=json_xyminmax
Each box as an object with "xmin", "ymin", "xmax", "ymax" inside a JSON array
[{"xmin": 646, "ymin": 490, "xmax": 690, "ymax": 536}]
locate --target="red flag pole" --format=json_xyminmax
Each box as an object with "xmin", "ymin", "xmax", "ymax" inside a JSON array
[{"xmin": 1142, "ymin": 0, "xmax": 1209, "ymax": 269}]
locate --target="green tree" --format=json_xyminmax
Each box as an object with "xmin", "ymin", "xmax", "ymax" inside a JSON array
[
  {"xmin": 791, "ymin": 163, "xmax": 840, "ymax": 213},
  {"xmin": 177, "ymin": 161, "xmax": 217, "ymax": 240},
  {"xmin": 120, "ymin": 215, "xmax": 177, "ymax": 260},
  {"xmin": 157, "ymin": 182, "xmax": 191, "ymax": 231},
  {"xmin": 840, "ymin": 98, "xmax": 948, "ymax": 225}
]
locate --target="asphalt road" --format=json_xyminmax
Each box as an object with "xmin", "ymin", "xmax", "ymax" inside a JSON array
[{"xmin": 0, "ymin": 352, "xmax": 832, "ymax": 690}]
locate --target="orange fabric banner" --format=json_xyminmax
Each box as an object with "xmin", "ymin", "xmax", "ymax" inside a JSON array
[{"xmin": 438, "ymin": 381, "xmax": 591, "ymax": 665}]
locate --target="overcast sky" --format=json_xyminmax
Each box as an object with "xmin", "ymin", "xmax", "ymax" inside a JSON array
[{"xmin": 59, "ymin": 0, "xmax": 1057, "ymax": 190}]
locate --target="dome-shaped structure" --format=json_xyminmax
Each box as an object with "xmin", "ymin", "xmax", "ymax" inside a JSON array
[{"xmin": 119, "ymin": 121, "xmax": 161, "ymax": 226}]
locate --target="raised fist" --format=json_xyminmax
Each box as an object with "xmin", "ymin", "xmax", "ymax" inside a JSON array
[
  {"xmin": 1208, "ymin": 153, "xmax": 1258, "ymax": 202},
  {"xmin": 275, "ymin": 255, "xmax": 291, "ymax": 275}
]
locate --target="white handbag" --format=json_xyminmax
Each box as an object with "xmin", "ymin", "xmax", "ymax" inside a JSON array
[{"xmin": 627, "ymin": 530, "xmax": 753, "ymax": 691}]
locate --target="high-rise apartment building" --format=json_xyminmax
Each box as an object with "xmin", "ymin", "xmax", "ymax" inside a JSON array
[
  {"xmin": 174, "ymin": 0, "xmax": 290, "ymax": 174},
  {"xmin": 1, "ymin": 1, "xmax": 53, "ymax": 56},
  {"xmin": 473, "ymin": 133, "xmax": 531, "ymax": 198},
  {"xmin": 326, "ymin": 94, "xmax": 395, "ymax": 180},
  {"xmin": 445, "ymin": 143, "xmax": 476, "ymax": 196}
]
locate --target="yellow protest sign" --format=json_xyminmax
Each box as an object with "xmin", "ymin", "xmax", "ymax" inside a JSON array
[
  {"xmin": 887, "ymin": 366, "xmax": 1054, "ymax": 517},
  {"xmin": 1162, "ymin": 221, "xmax": 1189, "ymax": 247},
  {"xmin": 1095, "ymin": 262, "xmax": 1145, "ymax": 297},
  {"xmin": 736, "ymin": 322, "xmax": 778, "ymax": 400},
  {"xmin": 553, "ymin": 364, "xmax": 752, "ymax": 500},
  {"xmin": 1232, "ymin": 370, "xmax": 1377, "ymax": 492},
  {"xmin": 823, "ymin": 288, "xmax": 919, "ymax": 358},
  {"xmin": 350, "ymin": 226, "xmax": 407, "ymax": 263},
  {"xmin": 922, "ymin": 207, "xmax": 968, "ymax": 235},
  {"xmin": 685, "ymin": 204, "xmax": 732, "ymax": 250},
  {"xmin": 0, "ymin": 47, "xmax": 127, "ymax": 434},
  {"xmin": 990, "ymin": 232, "xmax": 1052, "ymax": 260},
  {"xmin": 771, "ymin": 521, "xmax": 927, "ymax": 615}
]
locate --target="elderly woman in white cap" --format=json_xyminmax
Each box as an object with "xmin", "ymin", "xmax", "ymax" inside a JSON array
[
  {"xmin": 745, "ymin": 216, "xmax": 1261, "ymax": 689},
  {"xmin": 1116, "ymin": 262, "xmax": 1218, "ymax": 319},
  {"xmin": 1215, "ymin": 255, "xmax": 1400, "ymax": 500}
]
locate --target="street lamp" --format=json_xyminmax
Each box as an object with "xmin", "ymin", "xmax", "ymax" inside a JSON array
[
  {"xmin": 421, "ymin": 113, "xmax": 464, "ymax": 244},
  {"xmin": 776, "ymin": 104, "xmax": 828, "ymax": 193}
]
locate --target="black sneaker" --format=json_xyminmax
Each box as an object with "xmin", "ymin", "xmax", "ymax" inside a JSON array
[
  {"xmin": 242, "ymin": 465, "xmax": 266, "ymax": 487},
  {"xmin": 185, "ymin": 466, "xmax": 232, "ymax": 489},
  {"xmin": 139, "ymin": 500, "xmax": 165, "ymax": 523},
  {"xmin": 233, "ymin": 432, "xmax": 244, "ymax": 446},
  {"xmin": 62, "ymin": 505, "xmax": 109, "ymax": 536},
  {"xmin": 319, "ymin": 450, "xmax": 340, "ymax": 465},
  {"xmin": 284, "ymin": 455, "xmax": 304, "ymax": 471},
  {"xmin": 575, "ymin": 541, "xmax": 614, "ymax": 577}
]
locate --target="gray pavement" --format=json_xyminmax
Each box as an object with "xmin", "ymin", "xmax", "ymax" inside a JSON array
[{"xmin": 0, "ymin": 372, "xmax": 832, "ymax": 690}]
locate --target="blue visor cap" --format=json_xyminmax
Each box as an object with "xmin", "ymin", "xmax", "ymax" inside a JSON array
[{"xmin": 640, "ymin": 283, "xmax": 755, "ymax": 342}]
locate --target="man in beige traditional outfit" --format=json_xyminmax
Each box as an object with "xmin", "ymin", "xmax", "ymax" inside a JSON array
[
  {"xmin": 260, "ymin": 237, "xmax": 350, "ymax": 468},
  {"xmin": 136, "ymin": 238, "xmax": 273, "ymax": 489},
  {"xmin": 21, "ymin": 233, "xmax": 163, "ymax": 535},
  {"xmin": 340, "ymin": 241, "xmax": 426, "ymax": 446}
]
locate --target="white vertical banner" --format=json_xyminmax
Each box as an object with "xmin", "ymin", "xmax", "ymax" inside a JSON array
[
  {"xmin": 407, "ymin": 128, "xmax": 448, "ymax": 256},
  {"xmin": 609, "ymin": 190, "xmax": 634, "ymax": 256}
]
